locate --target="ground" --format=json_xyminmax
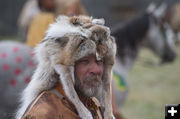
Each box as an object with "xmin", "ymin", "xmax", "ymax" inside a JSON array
[{"xmin": 121, "ymin": 46, "xmax": 180, "ymax": 119}]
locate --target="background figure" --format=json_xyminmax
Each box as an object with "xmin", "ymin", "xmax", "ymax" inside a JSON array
[
  {"xmin": 55, "ymin": 0, "xmax": 87, "ymax": 16},
  {"xmin": 17, "ymin": 0, "xmax": 40, "ymax": 42},
  {"xmin": 26, "ymin": 0, "xmax": 56, "ymax": 47},
  {"xmin": 26, "ymin": 0, "xmax": 87, "ymax": 47}
]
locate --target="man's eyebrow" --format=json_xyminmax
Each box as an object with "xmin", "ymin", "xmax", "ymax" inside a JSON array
[{"xmin": 80, "ymin": 56, "xmax": 89, "ymax": 59}]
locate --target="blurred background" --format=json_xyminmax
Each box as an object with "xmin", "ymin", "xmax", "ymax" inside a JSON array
[
  {"xmin": 0, "ymin": 0, "xmax": 178, "ymax": 36},
  {"xmin": 0, "ymin": 0, "xmax": 180, "ymax": 119}
]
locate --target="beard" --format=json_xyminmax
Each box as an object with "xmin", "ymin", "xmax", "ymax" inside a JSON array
[{"xmin": 74, "ymin": 75, "xmax": 103, "ymax": 98}]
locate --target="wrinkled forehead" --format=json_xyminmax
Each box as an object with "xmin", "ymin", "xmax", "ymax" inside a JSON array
[{"xmin": 76, "ymin": 53, "xmax": 103, "ymax": 63}]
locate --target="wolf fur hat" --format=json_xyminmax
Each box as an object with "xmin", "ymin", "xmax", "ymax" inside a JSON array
[{"xmin": 16, "ymin": 15, "xmax": 116, "ymax": 119}]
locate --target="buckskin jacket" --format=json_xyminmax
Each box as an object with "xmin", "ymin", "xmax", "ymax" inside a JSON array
[{"xmin": 22, "ymin": 83, "xmax": 103, "ymax": 119}]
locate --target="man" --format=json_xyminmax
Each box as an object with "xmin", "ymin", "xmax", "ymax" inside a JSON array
[
  {"xmin": 21, "ymin": 54, "xmax": 104, "ymax": 119},
  {"xmin": 74, "ymin": 54, "xmax": 104, "ymax": 99},
  {"xmin": 16, "ymin": 16, "xmax": 117, "ymax": 119}
]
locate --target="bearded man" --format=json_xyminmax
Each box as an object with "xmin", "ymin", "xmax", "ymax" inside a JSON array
[{"xmin": 16, "ymin": 15, "xmax": 118, "ymax": 119}]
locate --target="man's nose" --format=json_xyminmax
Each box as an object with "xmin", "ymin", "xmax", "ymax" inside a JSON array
[{"xmin": 89, "ymin": 62, "xmax": 102, "ymax": 75}]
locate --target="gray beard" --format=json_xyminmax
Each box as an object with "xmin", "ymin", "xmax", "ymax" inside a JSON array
[{"xmin": 74, "ymin": 75, "xmax": 103, "ymax": 98}]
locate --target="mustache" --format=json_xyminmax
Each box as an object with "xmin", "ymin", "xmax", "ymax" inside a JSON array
[{"xmin": 83, "ymin": 75, "xmax": 102, "ymax": 84}]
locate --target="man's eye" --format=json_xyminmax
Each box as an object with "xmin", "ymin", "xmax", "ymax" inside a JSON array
[{"xmin": 97, "ymin": 60, "xmax": 103, "ymax": 65}]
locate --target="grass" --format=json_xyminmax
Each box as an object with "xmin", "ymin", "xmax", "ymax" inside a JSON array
[{"xmin": 121, "ymin": 46, "xmax": 180, "ymax": 119}]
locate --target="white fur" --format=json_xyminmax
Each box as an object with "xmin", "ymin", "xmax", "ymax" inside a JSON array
[
  {"xmin": 92, "ymin": 19, "xmax": 105, "ymax": 25},
  {"xmin": 16, "ymin": 43, "xmax": 57, "ymax": 119},
  {"xmin": 96, "ymin": 52, "xmax": 101, "ymax": 61},
  {"xmin": 45, "ymin": 16, "xmax": 91, "ymax": 39},
  {"xmin": 70, "ymin": 66, "xmax": 75, "ymax": 84},
  {"xmin": 16, "ymin": 64, "xmax": 56, "ymax": 119},
  {"xmin": 54, "ymin": 64, "xmax": 93, "ymax": 119}
]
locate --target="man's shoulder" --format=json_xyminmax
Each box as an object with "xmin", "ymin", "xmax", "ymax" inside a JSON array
[{"xmin": 22, "ymin": 90, "xmax": 80, "ymax": 119}]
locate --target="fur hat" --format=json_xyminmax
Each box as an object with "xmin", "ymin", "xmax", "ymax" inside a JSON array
[{"xmin": 36, "ymin": 15, "xmax": 116, "ymax": 65}]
